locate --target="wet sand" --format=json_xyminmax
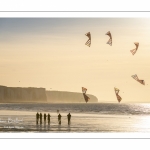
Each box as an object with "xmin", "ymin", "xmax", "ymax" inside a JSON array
[{"xmin": 0, "ymin": 110, "xmax": 150, "ymax": 132}]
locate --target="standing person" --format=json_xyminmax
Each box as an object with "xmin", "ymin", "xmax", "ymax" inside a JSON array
[
  {"xmin": 40, "ymin": 113, "xmax": 42, "ymax": 124},
  {"xmin": 36, "ymin": 112, "xmax": 39, "ymax": 124},
  {"xmin": 48, "ymin": 113, "xmax": 51, "ymax": 125},
  {"xmin": 58, "ymin": 113, "xmax": 62, "ymax": 125},
  {"xmin": 44, "ymin": 113, "xmax": 46, "ymax": 124},
  {"xmin": 67, "ymin": 113, "xmax": 71, "ymax": 125}
]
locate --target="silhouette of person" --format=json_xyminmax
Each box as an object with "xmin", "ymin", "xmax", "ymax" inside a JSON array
[
  {"xmin": 58, "ymin": 113, "xmax": 62, "ymax": 125},
  {"xmin": 48, "ymin": 113, "xmax": 51, "ymax": 125},
  {"xmin": 67, "ymin": 113, "xmax": 71, "ymax": 125},
  {"xmin": 36, "ymin": 112, "xmax": 39, "ymax": 124},
  {"xmin": 40, "ymin": 113, "xmax": 42, "ymax": 124},
  {"xmin": 44, "ymin": 113, "xmax": 46, "ymax": 124}
]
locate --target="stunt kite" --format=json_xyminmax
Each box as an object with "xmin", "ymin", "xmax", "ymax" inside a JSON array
[
  {"xmin": 85, "ymin": 32, "xmax": 91, "ymax": 47},
  {"xmin": 82, "ymin": 87, "xmax": 90, "ymax": 103},
  {"xmin": 130, "ymin": 42, "xmax": 139, "ymax": 55},
  {"xmin": 57, "ymin": 110, "xmax": 59, "ymax": 114},
  {"xmin": 106, "ymin": 31, "xmax": 112, "ymax": 46},
  {"xmin": 131, "ymin": 74, "xmax": 145, "ymax": 85},
  {"xmin": 82, "ymin": 87, "xmax": 87, "ymax": 94},
  {"xmin": 83, "ymin": 93, "xmax": 90, "ymax": 103},
  {"xmin": 114, "ymin": 87, "xmax": 122, "ymax": 103}
]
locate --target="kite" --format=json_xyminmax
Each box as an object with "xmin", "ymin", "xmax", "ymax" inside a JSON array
[
  {"xmin": 83, "ymin": 93, "xmax": 90, "ymax": 103},
  {"xmin": 106, "ymin": 31, "xmax": 112, "ymax": 46},
  {"xmin": 57, "ymin": 110, "xmax": 59, "ymax": 114},
  {"xmin": 131, "ymin": 74, "xmax": 145, "ymax": 85},
  {"xmin": 114, "ymin": 87, "xmax": 122, "ymax": 103},
  {"xmin": 130, "ymin": 42, "xmax": 139, "ymax": 55},
  {"xmin": 85, "ymin": 32, "xmax": 91, "ymax": 47},
  {"xmin": 82, "ymin": 87, "xmax": 90, "ymax": 103},
  {"xmin": 82, "ymin": 87, "xmax": 87, "ymax": 94}
]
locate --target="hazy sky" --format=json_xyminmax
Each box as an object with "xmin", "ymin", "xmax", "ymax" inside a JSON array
[{"xmin": 0, "ymin": 18, "xmax": 150, "ymax": 103}]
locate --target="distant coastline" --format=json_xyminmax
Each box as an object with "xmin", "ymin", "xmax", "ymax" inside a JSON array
[{"xmin": 0, "ymin": 85, "xmax": 98, "ymax": 103}]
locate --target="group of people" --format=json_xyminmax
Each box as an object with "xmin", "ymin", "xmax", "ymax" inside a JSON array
[
  {"xmin": 36, "ymin": 112, "xmax": 71, "ymax": 125},
  {"xmin": 36, "ymin": 112, "xmax": 51, "ymax": 125}
]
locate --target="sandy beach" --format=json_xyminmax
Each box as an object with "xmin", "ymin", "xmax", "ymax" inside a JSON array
[{"xmin": 0, "ymin": 109, "xmax": 150, "ymax": 133}]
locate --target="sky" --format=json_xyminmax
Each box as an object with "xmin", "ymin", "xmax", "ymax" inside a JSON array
[{"xmin": 0, "ymin": 18, "xmax": 150, "ymax": 103}]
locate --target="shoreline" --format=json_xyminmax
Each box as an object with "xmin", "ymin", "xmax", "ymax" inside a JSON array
[
  {"xmin": 0, "ymin": 102, "xmax": 98, "ymax": 104},
  {"xmin": 0, "ymin": 109, "xmax": 150, "ymax": 133}
]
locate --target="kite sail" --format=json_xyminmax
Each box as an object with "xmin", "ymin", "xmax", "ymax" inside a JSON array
[
  {"xmin": 83, "ymin": 93, "xmax": 90, "ymax": 103},
  {"xmin": 130, "ymin": 42, "xmax": 139, "ymax": 55},
  {"xmin": 57, "ymin": 110, "xmax": 59, "ymax": 114},
  {"xmin": 85, "ymin": 32, "xmax": 91, "ymax": 47},
  {"xmin": 81, "ymin": 87, "xmax": 90, "ymax": 103},
  {"xmin": 131, "ymin": 74, "xmax": 145, "ymax": 85},
  {"xmin": 114, "ymin": 87, "xmax": 122, "ymax": 103},
  {"xmin": 82, "ymin": 87, "xmax": 87, "ymax": 94},
  {"xmin": 106, "ymin": 31, "xmax": 112, "ymax": 46}
]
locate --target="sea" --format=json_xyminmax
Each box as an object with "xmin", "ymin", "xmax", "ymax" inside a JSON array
[{"xmin": 0, "ymin": 103, "xmax": 150, "ymax": 133}]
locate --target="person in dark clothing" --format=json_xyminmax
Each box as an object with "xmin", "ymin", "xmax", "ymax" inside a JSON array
[
  {"xmin": 36, "ymin": 112, "xmax": 39, "ymax": 124},
  {"xmin": 58, "ymin": 113, "xmax": 62, "ymax": 125},
  {"xmin": 40, "ymin": 113, "xmax": 42, "ymax": 124},
  {"xmin": 44, "ymin": 113, "xmax": 46, "ymax": 124},
  {"xmin": 48, "ymin": 113, "xmax": 51, "ymax": 125},
  {"xmin": 67, "ymin": 113, "xmax": 71, "ymax": 125}
]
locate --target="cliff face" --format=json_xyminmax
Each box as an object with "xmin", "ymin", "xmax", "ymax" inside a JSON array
[
  {"xmin": 0, "ymin": 86, "xmax": 47, "ymax": 103},
  {"xmin": 46, "ymin": 91, "xmax": 98, "ymax": 103},
  {"xmin": 0, "ymin": 85, "xmax": 98, "ymax": 103}
]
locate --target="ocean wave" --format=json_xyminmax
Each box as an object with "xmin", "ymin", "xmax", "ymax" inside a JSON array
[{"xmin": 0, "ymin": 103, "xmax": 150, "ymax": 115}]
